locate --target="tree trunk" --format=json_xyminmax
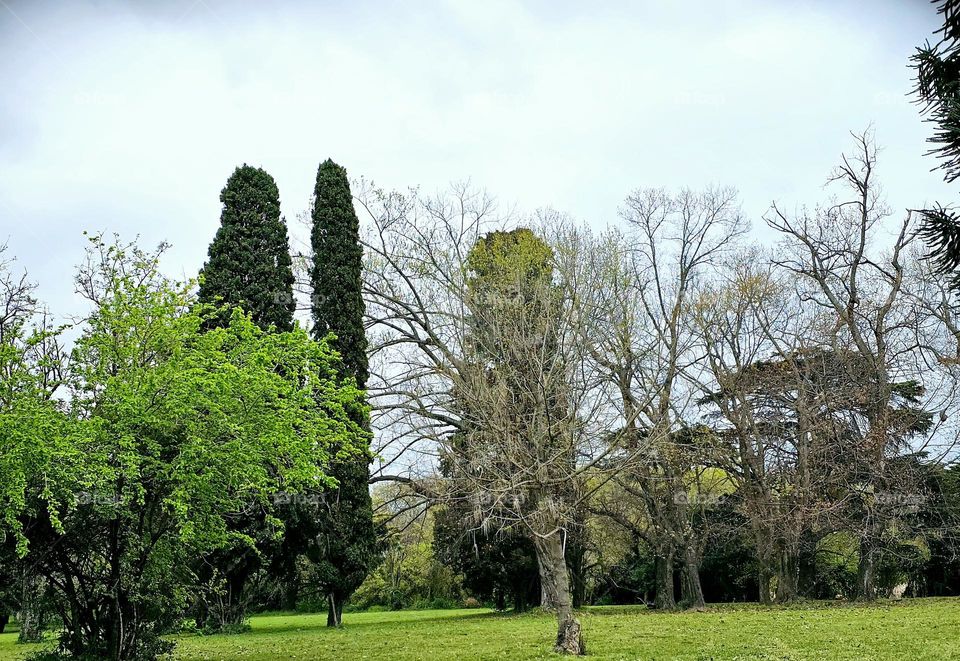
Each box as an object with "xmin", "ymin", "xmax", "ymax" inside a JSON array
[
  {"xmin": 680, "ymin": 545, "xmax": 705, "ymax": 610},
  {"xmin": 0, "ymin": 613, "xmax": 8, "ymax": 635},
  {"xmin": 326, "ymin": 592, "xmax": 344, "ymax": 627},
  {"xmin": 653, "ymin": 551, "xmax": 676, "ymax": 610},
  {"xmin": 775, "ymin": 549, "xmax": 799, "ymax": 603},
  {"xmin": 282, "ymin": 581, "xmax": 299, "ymax": 612},
  {"xmin": 568, "ymin": 546, "xmax": 587, "ymax": 609},
  {"xmin": 857, "ymin": 536, "xmax": 877, "ymax": 601},
  {"xmin": 758, "ymin": 566, "xmax": 773, "ymax": 606},
  {"xmin": 18, "ymin": 573, "xmax": 44, "ymax": 643},
  {"xmin": 533, "ymin": 533, "xmax": 584, "ymax": 656}
]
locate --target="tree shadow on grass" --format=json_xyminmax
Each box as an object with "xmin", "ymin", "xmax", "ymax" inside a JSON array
[{"xmin": 226, "ymin": 610, "xmax": 501, "ymax": 638}]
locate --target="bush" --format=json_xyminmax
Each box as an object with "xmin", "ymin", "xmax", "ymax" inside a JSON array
[{"xmin": 463, "ymin": 597, "xmax": 481, "ymax": 609}]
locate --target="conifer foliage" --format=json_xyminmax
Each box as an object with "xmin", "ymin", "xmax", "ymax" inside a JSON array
[
  {"xmin": 199, "ymin": 165, "xmax": 295, "ymax": 330},
  {"xmin": 309, "ymin": 159, "xmax": 378, "ymax": 627}
]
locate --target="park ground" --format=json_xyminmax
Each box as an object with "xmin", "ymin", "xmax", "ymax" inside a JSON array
[{"xmin": 1, "ymin": 598, "xmax": 958, "ymax": 660}]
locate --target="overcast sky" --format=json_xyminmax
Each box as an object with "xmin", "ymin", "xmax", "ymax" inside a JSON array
[{"xmin": 0, "ymin": 0, "xmax": 954, "ymax": 321}]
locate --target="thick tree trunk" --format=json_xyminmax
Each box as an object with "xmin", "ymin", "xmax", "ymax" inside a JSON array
[
  {"xmin": 680, "ymin": 545, "xmax": 705, "ymax": 610},
  {"xmin": 653, "ymin": 551, "xmax": 676, "ymax": 610},
  {"xmin": 326, "ymin": 592, "xmax": 344, "ymax": 628},
  {"xmin": 758, "ymin": 566, "xmax": 773, "ymax": 606},
  {"xmin": 0, "ymin": 613, "xmax": 8, "ymax": 635},
  {"xmin": 18, "ymin": 573, "xmax": 45, "ymax": 643},
  {"xmin": 857, "ymin": 537, "xmax": 877, "ymax": 601},
  {"xmin": 775, "ymin": 549, "xmax": 799, "ymax": 603},
  {"xmin": 533, "ymin": 533, "xmax": 585, "ymax": 656}
]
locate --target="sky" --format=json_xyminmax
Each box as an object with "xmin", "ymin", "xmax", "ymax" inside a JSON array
[{"xmin": 0, "ymin": 0, "xmax": 955, "ymax": 322}]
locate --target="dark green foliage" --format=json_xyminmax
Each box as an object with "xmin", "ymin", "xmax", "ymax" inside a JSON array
[
  {"xmin": 199, "ymin": 165, "xmax": 295, "ymax": 332},
  {"xmin": 913, "ymin": 2, "xmax": 960, "ymax": 284},
  {"xmin": 913, "ymin": 1, "xmax": 960, "ymax": 183},
  {"xmin": 433, "ymin": 508, "xmax": 540, "ymax": 612},
  {"xmin": 310, "ymin": 159, "xmax": 368, "ymax": 387},
  {"xmin": 193, "ymin": 165, "xmax": 296, "ymax": 632},
  {"xmin": 308, "ymin": 159, "xmax": 377, "ymax": 625},
  {"xmin": 698, "ymin": 498, "xmax": 759, "ymax": 603},
  {"xmin": 918, "ymin": 205, "xmax": 960, "ymax": 288}
]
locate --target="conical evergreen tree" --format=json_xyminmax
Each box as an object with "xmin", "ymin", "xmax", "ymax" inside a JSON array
[
  {"xmin": 193, "ymin": 164, "xmax": 295, "ymax": 631},
  {"xmin": 309, "ymin": 159, "xmax": 378, "ymax": 627},
  {"xmin": 199, "ymin": 165, "xmax": 295, "ymax": 331}
]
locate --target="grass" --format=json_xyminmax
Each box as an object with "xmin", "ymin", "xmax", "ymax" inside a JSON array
[{"xmin": 1, "ymin": 598, "xmax": 959, "ymax": 660}]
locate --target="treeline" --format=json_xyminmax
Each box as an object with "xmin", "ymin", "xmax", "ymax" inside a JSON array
[
  {"xmin": 0, "ymin": 161, "xmax": 378, "ymax": 659},
  {"xmin": 358, "ymin": 130, "xmax": 960, "ymax": 653}
]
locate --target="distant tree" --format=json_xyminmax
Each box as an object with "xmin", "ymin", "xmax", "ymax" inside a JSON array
[
  {"xmin": 433, "ymin": 505, "xmax": 541, "ymax": 612},
  {"xmin": 765, "ymin": 131, "xmax": 945, "ymax": 600},
  {"xmin": 912, "ymin": 1, "xmax": 960, "ymax": 286},
  {"xmin": 199, "ymin": 165, "xmax": 295, "ymax": 331},
  {"xmin": 307, "ymin": 159, "xmax": 377, "ymax": 627}
]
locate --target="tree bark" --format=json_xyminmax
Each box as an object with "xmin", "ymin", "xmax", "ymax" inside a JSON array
[
  {"xmin": 758, "ymin": 566, "xmax": 773, "ymax": 606},
  {"xmin": 326, "ymin": 592, "xmax": 344, "ymax": 628},
  {"xmin": 680, "ymin": 544, "xmax": 705, "ymax": 610},
  {"xmin": 653, "ymin": 551, "xmax": 676, "ymax": 610},
  {"xmin": 775, "ymin": 549, "xmax": 799, "ymax": 603},
  {"xmin": 533, "ymin": 533, "xmax": 584, "ymax": 655},
  {"xmin": 18, "ymin": 572, "xmax": 45, "ymax": 643},
  {"xmin": 857, "ymin": 536, "xmax": 878, "ymax": 601}
]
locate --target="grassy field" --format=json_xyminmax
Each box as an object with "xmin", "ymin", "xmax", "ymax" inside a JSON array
[{"xmin": 1, "ymin": 598, "xmax": 958, "ymax": 660}]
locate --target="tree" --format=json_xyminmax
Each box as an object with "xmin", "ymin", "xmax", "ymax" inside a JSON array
[
  {"xmin": 307, "ymin": 159, "xmax": 378, "ymax": 627},
  {"xmin": 194, "ymin": 165, "xmax": 298, "ymax": 630},
  {"xmin": 765, "ymin": 130, "xmax": 951, "ymax": 599},
  {"xmin": 361, "ymin": 186, "xmax": 641, "ymax": 654},
  {"xmin": 434, "ymin": 502, "xmax": 541, "ymax": 612},
  {"xmin": 4, "ymin": 236, "xmax": 366, "ymax": 660},
  {"xmin": 198, "ymin": 165, "xmax": 295, "ymax": 331},
  {"xmin": 582, "ymin": 188, "xmax": 745, "ymax": 610},
  {"xmin": 912, "ymin": 1, "xmax": 960, "ymax": 286}
]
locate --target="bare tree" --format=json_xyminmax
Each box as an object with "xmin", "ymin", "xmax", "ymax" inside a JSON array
[
  {"xmin": 360, "ymin": 184, "xmax": 636, "ymax": 654},
  {"xmin": 764, "ymin": 129, "xmax": 958, "ymax": 599},
  {"xmin": 583, "ymin": 187, "xmax": 745, "ymax": 609}
]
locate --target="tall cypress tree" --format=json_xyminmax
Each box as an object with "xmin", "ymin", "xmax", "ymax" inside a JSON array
[
  {"xmin": 194, "ymin": 164, "xmax": 295, "ymax": 631},
  {"xmin": 309, "ymin": 159, "xmax": 377, "ymax": 627},
  {"xmin": 199, "ymin": 165, "xmax": 295, "ymax": 331}
]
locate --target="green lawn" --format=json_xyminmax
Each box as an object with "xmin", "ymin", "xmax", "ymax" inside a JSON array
[{"xmin": 2, "ymin": 599, "xmax": 959, "ymax": 660}]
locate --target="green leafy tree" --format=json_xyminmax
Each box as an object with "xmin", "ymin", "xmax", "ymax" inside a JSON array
[
  {"xmin": 199, "ymin": 165, "xmax": 295, "ymax": 331},
  {"xmin": 194, "ymin": 164, "xmax": 296, "ymax": 630},
  {"xmin": 306, "ymin": 159, "xmax": 377, "ymax": 627},
  {"xmin": 3, "ymin": 236, "xmax": 366, "ymax": 660}
]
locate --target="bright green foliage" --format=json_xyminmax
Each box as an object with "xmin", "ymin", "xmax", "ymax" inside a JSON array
[
  {"xmin": 199, "ymin": 165, "xmax": 295, "ymax": 331},
  {"xmin": 2, "ymin": 236, "xmax": 367, "ymax": 659},
  {"xmin": 306, "ymin": 159, "xmax": 377, "ymax": 625},
  {"xmin": 465, "ymin": 227, "xmax": 554, "ymax": 297},
  {"xmin": 0, "ymin": 254, "xmax": 75, "ymax": 557}
]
